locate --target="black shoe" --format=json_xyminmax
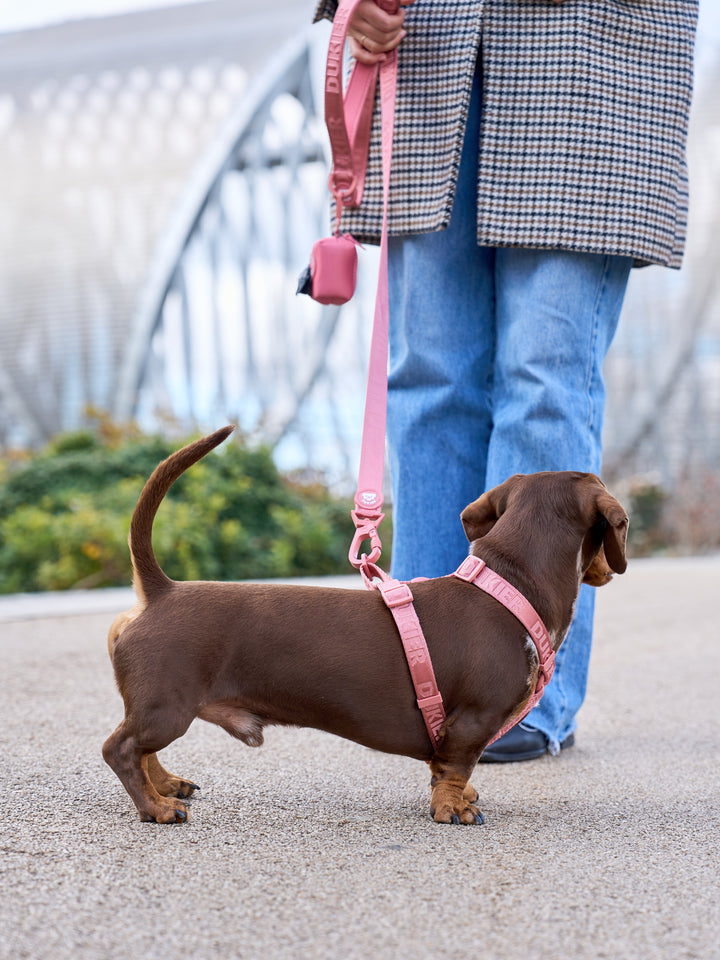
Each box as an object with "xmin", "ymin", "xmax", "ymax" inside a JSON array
[{"xmin": 479, "ymin": 723, "xmax": 575, "ymax": 763}]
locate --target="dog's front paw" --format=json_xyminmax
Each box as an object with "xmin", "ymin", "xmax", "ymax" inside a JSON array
[
  {"xmin": 430, "ymin": 779, "xmax": 484, "ymax": 825},
  {"xmin": 430, "ymin": 801, "xmax": 484, "ymax": 825},
  {"xmin": 462, "ymin": 782, "xmax": 479, "ymax": 805}
]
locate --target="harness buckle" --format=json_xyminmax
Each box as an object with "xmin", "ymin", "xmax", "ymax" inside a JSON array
[{"xmin": 537, "ymin": 653, "xmax": 556, "ymax": 691}]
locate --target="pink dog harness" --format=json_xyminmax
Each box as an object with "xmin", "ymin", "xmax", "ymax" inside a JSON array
[
  {"xmin": 324, "ymin": 0, "xmax": 555, "ymax": 749},
  {"xmin": 358, "ymin": 557, "xmax": 556, "ymax": 747}
]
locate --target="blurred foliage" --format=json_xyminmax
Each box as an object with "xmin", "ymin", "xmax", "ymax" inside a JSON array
[
  {"xmin": 625, "ymin": 476, "xmax": 669, "ymax": 555},
  {"xmin": 0, "ymin": 425, "xmax": 381, "ymax": 594},
  {"xmin": 623, "ymin": 470, "xmax": 720, "ymax": 557}
]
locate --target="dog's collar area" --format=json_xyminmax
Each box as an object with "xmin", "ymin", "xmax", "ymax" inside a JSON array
[
  {"xmin": 365, "ymin": 556, "xmax": 555, "ymax": 750},
  {"xmin": 453, "ymin": 555, "xmax": 555, "ymax": 692},
  {"xmin": 452, "ymin": 556, "xmax": 555, "ymax": 747}
]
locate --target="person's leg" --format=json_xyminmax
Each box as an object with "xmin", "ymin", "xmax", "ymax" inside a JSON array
[
  {"xmin": 484, "ymin": 247, "xmax": 632, "ymax": 755},
  {"xmin": 387, "ymin": 71, "xmax": 494, "ymax": 580}
]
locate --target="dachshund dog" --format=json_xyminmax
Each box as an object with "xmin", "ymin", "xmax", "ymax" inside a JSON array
[{"xmin": 103, "ymin": 427, "xmax": 627, "ymax": 825}]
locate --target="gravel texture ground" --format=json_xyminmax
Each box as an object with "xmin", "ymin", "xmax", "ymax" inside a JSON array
[{"xmin": 2, "ymin": 557, "xmax": 719, "ymax": 960}]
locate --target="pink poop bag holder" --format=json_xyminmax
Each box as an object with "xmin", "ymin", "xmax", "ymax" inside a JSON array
[
  {"xmin": 297, "ymin": 233, "xmax": 362, "ymax": 306},
  {"xmin": 297, "ymin": 0, "xmax": 399, "ymax": 306}
]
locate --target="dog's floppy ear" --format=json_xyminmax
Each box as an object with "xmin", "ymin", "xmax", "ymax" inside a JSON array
[
  {"xmin": 461, "ymin": 478, "xmax": 515, "ymax": 543},
  {"xmin": 461, "ymin": 493, "xmax": 497, "ymax": 543},
  {"xmin": 597, "ymin": 491, "xmax": 629, "ymax": 574}
]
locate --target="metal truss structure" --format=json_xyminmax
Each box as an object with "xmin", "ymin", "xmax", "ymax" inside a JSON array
[{"xmin": 0, "ymin": 10, "xmax": 718, "ymax": 494}]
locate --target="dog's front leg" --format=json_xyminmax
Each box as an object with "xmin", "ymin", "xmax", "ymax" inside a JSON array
[
  {"xmin": 429, "ymin": 760, "xmax": 483, "ymax": 825},
  {"xmin": 428, "ymin": 712, "xmax": 493, "ymax": 825}
]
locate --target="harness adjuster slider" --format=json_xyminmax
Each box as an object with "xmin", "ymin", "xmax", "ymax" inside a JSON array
[
  {"xmin": 454, "ymin": 555, "xmax": 486, "ymax": 582},
  {"xmin": 378, "ymin": 581, "xmax": 414, "ymax": 609},
  {"xmin": 416, "ymin": 692, "xmax": 443, "ymax": 710},
  {"xmin": 537, "ymin": 655, "xmax": 556, "ymax": 690}
]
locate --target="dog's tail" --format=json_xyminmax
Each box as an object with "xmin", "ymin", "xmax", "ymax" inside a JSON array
[{"xmin": 130, "ymin": 425, "xmax": 235, "ymax": 601}]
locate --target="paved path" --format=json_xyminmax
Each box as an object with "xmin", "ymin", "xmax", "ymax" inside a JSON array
[{"xmin": 2, "ymin": 557, "xmax": 719, "ymax": 960}]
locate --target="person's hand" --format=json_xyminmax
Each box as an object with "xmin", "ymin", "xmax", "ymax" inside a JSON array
[{"xmin": 348, "ymin": 0, "xmax": 416, "ymax": 65}]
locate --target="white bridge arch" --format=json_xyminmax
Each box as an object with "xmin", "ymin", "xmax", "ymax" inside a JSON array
[{"xmin": 0, "ymin": 5, "xmax": 718, "ymax": 496}]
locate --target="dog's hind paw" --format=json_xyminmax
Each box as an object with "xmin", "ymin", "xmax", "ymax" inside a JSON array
[
  {"xmin": 147, "ymin": 756, "xmax": 200, "ymax": 800},
  {"xmin": 139, "ymin": 800, "xmax": 190, "ymax": 824},
  {"xmin": 169, "ymin": 779, "xmax": 200, "ymax": 800}
]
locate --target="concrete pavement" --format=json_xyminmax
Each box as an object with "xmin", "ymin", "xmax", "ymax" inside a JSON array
[{"xmin": 1, "ymin": 556, "xmax": 719, "ymax": 960}]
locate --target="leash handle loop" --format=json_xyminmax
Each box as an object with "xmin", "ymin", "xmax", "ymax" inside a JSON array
[{"xmin": 325, "ymin": 0, "xmax": 398, "ymax": 213}]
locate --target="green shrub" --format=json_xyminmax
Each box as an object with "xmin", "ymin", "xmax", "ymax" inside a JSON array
[
  {"xmin": 625, "ymin": 476, "xmax": 669, "ymax": 556},
  {"xmin": 0, "ymin": 428, "xmax": 375, "ymax": 594}
]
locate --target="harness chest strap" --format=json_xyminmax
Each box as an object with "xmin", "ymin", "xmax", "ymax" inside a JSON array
[
  {"xmin": 453, "ymin": 555, "xmax": 556, "ymax": 746},
  {"xmin": 375, "ymin": 556, "xmax": 556, "ymax": 748},
  {"xmin": 453, "ymin": 556, "xmax": 556, "ymax": 693}
]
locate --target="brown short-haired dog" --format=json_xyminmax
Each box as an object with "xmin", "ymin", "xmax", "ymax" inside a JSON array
[{"xmin": 103, "ymin": 427, "xmax": 627, "ymax": 825}]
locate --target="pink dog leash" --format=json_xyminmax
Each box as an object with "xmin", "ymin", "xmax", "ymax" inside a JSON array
[
  {"xmin": 322, "ymin": 1, "xmax": 446, "ymax": 741},
  {"xmin": 323, "ymin": 3, "xmax": 554, "ymax": 750},
  {"xmin": 320, "ymin": 0, "xmax": 399, "ymax": 569}
]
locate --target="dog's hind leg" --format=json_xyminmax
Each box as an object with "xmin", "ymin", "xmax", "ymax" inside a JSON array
[
  {"xmin": 146, "ymin": 753, "xmax": 200, "ymax": 800},
  {"xmin": 103, "ymin": 714, "xmax": 195, "ymax": 824}
]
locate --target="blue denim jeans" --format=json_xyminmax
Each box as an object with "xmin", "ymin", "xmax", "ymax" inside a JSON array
[{"xmin": 386, "ymin": 70, "xmax": 632, "ymax": 751}]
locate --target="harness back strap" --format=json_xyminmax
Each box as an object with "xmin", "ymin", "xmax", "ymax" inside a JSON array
[{"xmin": 377, "ymin": 578, "xmax": 446, "ymax": 745}]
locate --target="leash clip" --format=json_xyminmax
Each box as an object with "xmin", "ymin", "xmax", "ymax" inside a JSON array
[
  {"xmin": 349, "ymin": 507, "xmax": 385, "ymax": 568},
  {"xmin": 349, "ymin": 490, "xmax": 385, "ymax": 568}
]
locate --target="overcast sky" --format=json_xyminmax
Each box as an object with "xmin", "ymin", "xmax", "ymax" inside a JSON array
[
  {"xmin": 0, "ymin": 0, "xmax": 718, "ymax": 38},
  {"xmin": 0, "ymin": 0, "xmax": 211, "ymax": 33}
]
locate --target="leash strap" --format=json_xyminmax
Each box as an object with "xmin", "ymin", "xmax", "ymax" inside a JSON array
[
  {"xmin": 322, "ymin": 0, "xmax": 399, "ymax": 568},
  {"xmin": 322, "ymin": 4, "xmax": 554, "ymax": 752},
  {"xmin": 349, "ymin": 56, "xmax": 395, "ymax": 567}
]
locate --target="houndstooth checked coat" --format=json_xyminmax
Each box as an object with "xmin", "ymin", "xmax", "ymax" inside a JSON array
[{"xmin": 314, "ymin": 0, "xmax": 698, "ymax": 268}]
